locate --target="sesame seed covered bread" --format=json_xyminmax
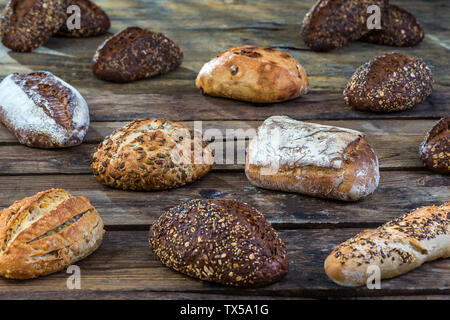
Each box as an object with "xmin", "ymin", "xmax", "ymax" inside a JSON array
[
  {"xmin": 419, "ymin": 117, "xmax": 449, "ymax": 174},
  {"xmin": 0, "ymin": 0, "xmax": 67, "ymax": 52},
  {"xmin": 195, "ymin": 46, "xmax": 309, "ymax": 103},
  {"xmin": 0, "ymin": 71, "xmax": 89, "ymax": 148},
  {"xmin": 57, "ymin": 0, "xmax": 110, "ymax": 38},
  {"xmin": 325, "ymin": 203, "xmax": 450, "ymax": 287},
  {"xmin": 0, "ymin": 189, "xmax": 105, "ymax": 279},
  {"xmin": 92, "ymin": 26, "xmax": 183, "ymax": 83},
  {"xmin": 301, "ymin": 0, "xmax": 388, "ymax": 52},
  {"xmin": 245, "ymin": 116, "xmax": 379, "ymax": 201},
  {"xmin": 91, "ymin": 119, "xmax": 214, "ymax": 191},
  {"xmin": 360, "ymin": 4, "xmax": 424, "ymax": 47},
  {"xmin": 149, "ymin": 199, "xmax": 288, "ymax": 287},
  {"xmin": 343, "ymin": 53, "xmax": 433, "ymax": 112}
]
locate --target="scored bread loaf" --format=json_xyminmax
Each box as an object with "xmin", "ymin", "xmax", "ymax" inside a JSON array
[
  {"xmin": 0, "ymin": 189, "xmax": 105, "ymax": 279},
  {"xmin": 325, "ymin": 203, "xmax": 450, "ymax": 287},
  {"xmin": 245, "ymin": 116, "xmax": 379, "ymax": 201}
]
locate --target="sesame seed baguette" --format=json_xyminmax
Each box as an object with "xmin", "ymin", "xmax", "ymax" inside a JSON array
[{"xmin": 325, "ymin": 203, "xmax": 450, "ymax": 287}]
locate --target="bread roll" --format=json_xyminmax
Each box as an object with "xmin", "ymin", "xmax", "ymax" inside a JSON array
[
  {"xmin": 0, "ymin": 71, "xmax": 90, "ymax": 148},
  {"xmin": 195, "ymin": 46, "xmax": 309, "ymax": 103},
  {"xmin": 325, "ymin": 203, "xmax": 450, "ymax": 287},
  {"xmin": 245, "ymin": 116, "xmax": 379, "ymax": 201},
  {"xmin": 419, "ymin": 117, "xmax": 449, "ymax": 174},
  {"xmin": 91, "ymin": 118, "xmax": 214, "ymax": 191},
  {"xmin": 0, "ymin": 189, "xmax": 105, "ymax": 279},
  {"xmin": 149, "ymin": 199, "xmax": 288, "ymax": 287}
]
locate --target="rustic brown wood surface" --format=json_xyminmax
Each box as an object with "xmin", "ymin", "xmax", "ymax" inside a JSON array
[{"xmin": 0, "ymin": 0, "xmax": 448, "ymax": 299}]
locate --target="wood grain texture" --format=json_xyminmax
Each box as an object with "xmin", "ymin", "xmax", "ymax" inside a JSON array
[
  {"xmin": 0, "ymin": 230, "xmax": 447, "ymax": 298},
  {"xmin": 0, "ymin": 171, "xmax": 447, "ymax": 228}
]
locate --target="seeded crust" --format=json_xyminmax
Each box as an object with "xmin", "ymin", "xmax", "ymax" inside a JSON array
[
  {"xmin": 360, "ymin": 5, "xmax": 424, "ymax": 47},
  {"xmin": 196, "ymin": 46, "xmax": 309, "ymax": 103},
  {"xmin": 91, "ymin": 119, "xmax": 214, "ymax": 191},
  {"xmin": 301, "ymin": 0, "xmax": 388, "ymax": 52},
  {"xmin": 325, "ymin": 203, "xmax": 450, "ymax": 287},
  {"xmin": 343, "ymin": 53, "xmax": 433, "ymax": 112},
  {"xmin": 0, "ymin": 0, "xmax": 67, "ymax": 52},
  {"xmin": 0, "ymin": 189, "xmax": 105, "ymax": 279},
  {"xmin": 419, "ymin": 117, "xmax": 449, "ymax": 174},
  {"xmin": 149, "ymin": 199, "xmax": 289, "ymax": 287},
  {"xmin": 57, "ymin": 0, "xmax": 110, "ymax": 37},
  {"xmin": 92, "ymin": 26, "xmax": 183, "ymax": 83}
]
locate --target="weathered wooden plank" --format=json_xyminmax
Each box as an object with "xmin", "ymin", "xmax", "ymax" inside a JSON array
[
  {"xmin": 0, "ymin": 230, "xmax": 447, "ymax": 298},
  {"xmin": 0, "ymin": 171, "xmax": 447, "ymax": 227}
]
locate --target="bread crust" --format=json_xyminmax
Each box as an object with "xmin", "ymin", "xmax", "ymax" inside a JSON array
[
  {"xmin": 325, "ymin": 203, "xmax": 450, "ymax": 287},
  {"xmin": 0, "ymin": 189, "xmax": 104, "ymax": 279},
  {"xmin": 57, "ymin": 0, "xmax": 110, "ymax": 37},
  {"xmin": 195, "ymin": 46, "xmax": 309, "ymax": 103},
  {"xmin": 245, "ymin": 116, "xmax": 379, "ymax": 201},
  {"xmin": 91, "ymin": 118, "xmax": 214, "ymax": 191},
  {"xmin": 0, "ymin": 0, "xmax": 67, "ymax": 52},
  {"xmin": 343, "ymin": 53, "xmax": 433, "ymax": 112},
  {"xmin": 419, "ymin": 117, "xmax": 449, "ymax": 174},
  {"xmin": 92, "ymin": 26, "xmax": 183, "ymax": 83},
  {"xmin": 0, "ymin": 71, "xmax": 90, "ymax": 148},
  {"xmin": 149, "ymin": 199, "xmax": 288, "ymax": 287}
]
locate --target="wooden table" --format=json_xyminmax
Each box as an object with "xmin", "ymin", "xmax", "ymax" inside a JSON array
[{"xmin": 0, "ymin": 0, "xmax": 448, "ymax": 300}]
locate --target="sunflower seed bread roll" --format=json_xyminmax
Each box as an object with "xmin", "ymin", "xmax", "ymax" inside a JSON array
[
  {"xmin": 245, "ymin": 116, "xmax": 379, "ymax": 201},
  {"xmin": 325, "ymin": 203, "xmax": 450, "ymax": 287},
  {"xmin": 0, "ymin": 189, "xmax": 104, "ymax": 279}
]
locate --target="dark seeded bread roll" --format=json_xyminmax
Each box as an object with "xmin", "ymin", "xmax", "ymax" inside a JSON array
[
  {"xmin": 325, "ymin": 203, "xmax": 450, "ymax": 287},
  {"xmin": 360, "ymin": 5, "xmax": 424, "ymax": 47},
  {"xmin": 0, "ymin": 189, "xmax": 104, "ymax": 279},
  {"xmin": 91, "ymin": 119, "xmax": 214, "ymax": 191},
  {"xmin": 419, "ymin": 117, "xmax": 449, "ymax": 174},
  {"xmin": 92, "ymin": 26, "xmax": 183, "ymax": 83},
  {"xmin": 301, "ymin": 0, "xmax": 388, "ymax": 52},
  {"xmin": 57, "ymin": 0, "xmax": 110, "ymax": 37},
  {"xmin": 0, "ymin": 0, "xmax": 67, "ymax": 52},
  {"xmin": 149, "ymin": 199, "xmax": 289, "ymax": 287},
  {"xmin": 343, "ymin": 53, "xmax": 433, "ymax": 112}
]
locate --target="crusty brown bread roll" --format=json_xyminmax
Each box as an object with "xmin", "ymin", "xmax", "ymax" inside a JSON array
[
  {"xmin": 325, "ymin": 203, "xmax": 450, "ymax": 287},
  {"xmin": 149, "ymin": 199, "xmax": 288, "ymax": 287},
  {"xmin": 91, "ymin": 119, "xmax": 214, "ymax": 191},
  {"xmin": 245, "ymin": 116, "xmax": 379, "ymax": 201},
  {"xmin": 195, "ymin": 46, "xmax": 309, "ymax": 103},
  {"xmin": 0, "ymin": 189, "xmax": 104, "ymax": 279},
  {"xmin": 419, "ymin": 117, "xmax": 449, "ymax": 174}
]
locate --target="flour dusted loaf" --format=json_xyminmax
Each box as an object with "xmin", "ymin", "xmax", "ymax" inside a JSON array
[
  {"xmin": 57, "ymin": 0, "xmax": 110, "ymax": 37},
  {"xmin": 0, "ymin": 189, "xmax": 104, "ymax": 279},
  {"xmin": 149, "ymin": 199, "xmax": 288, "ymax": 287},
  {"xmin": 301, "ymin": 0, "xmax": 387, "ymax": 52},
  {"xmin": 92, "ymin": 26, "xmax": 183, "ymax": 83},
  {"xmin": 0, "ymin": 71, "xmax": 89, "ymax": 148},
  {"xmin": 0, "ymin": 0, "xmax": 67, "ymax": 52},
  {"xmin": 245, "ymin": 116, "xmax": 379, "ymax": 201},
  {"xmin": 91, "ymin": 119, "xmax": 214, "ymax": 191},
  {"xmin": 419, "ymin": 117, "xmax": 449, "ymax": 174},
  {"xmin": 344, "ymin": 53, "xmax": 433, "ymax": 112},
  {"xmin": 325, "ymin": 203, "xmax": 450, "ymax": 287},
  {"xmin": 195, "ymin": 46, "xmax": 309, "ymax": 103}
]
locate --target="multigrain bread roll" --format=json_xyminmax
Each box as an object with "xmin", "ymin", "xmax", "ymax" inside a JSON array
[
  {"xmin": 0, "ymin": 71, "xmax": 89, "ymax": 148},
  {"xmin": 92, "ymin": 26, "xmax": 183, "ymax": 83},
  {"xmin": 57, "ymin": 0, "xmax": 110, "ymax": 37},
  {"xmin": 419, "ymin": 117, "xmax": 449, "ymax": 174},
  {"xmin": 0, "ymin": 0, "xmax": 67, "ymax": 52},
  {"xmin": 0, "ymin": 189, "xmax": 104, "ymax": 279},
  {"xmin": 343, "ymin": 53, "xmax": 433, "ymax": 112},
  {"xmin": 245, "ymin": 116, "xmax": 379, "ymax": 201},
  {"xmin": 149, "ymin": 199, "xmax": 288, "ymax": 287},
  {"xmin": 325, "ymin": 203, "xmax": 450, "ymax": 287},
  {"xmin": 91, "ymin": 119, "xmax": 214, "ymax": 191},
  {"xmin": 195, "ymin": 46, "xmax": 309, "ymax": 103}
]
